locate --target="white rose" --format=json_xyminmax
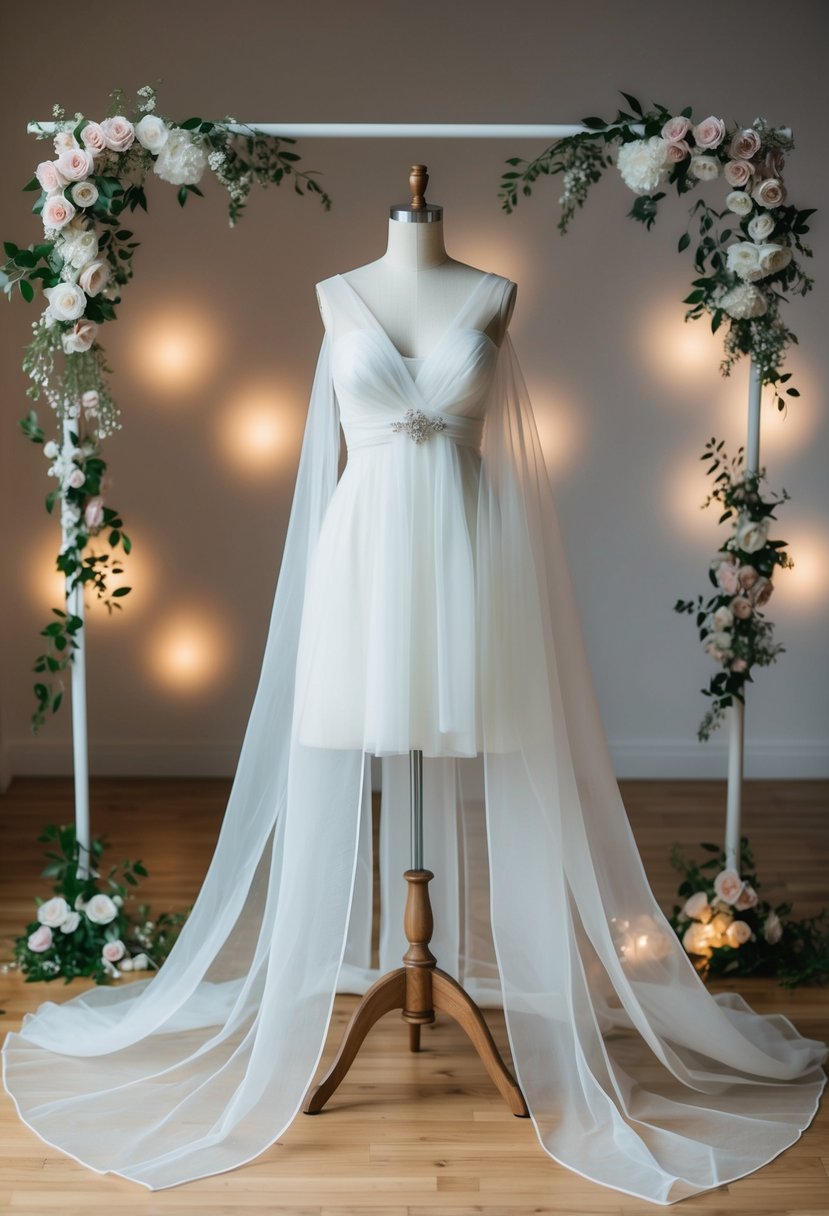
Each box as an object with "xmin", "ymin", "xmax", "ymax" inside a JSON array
[
  {"xmin": 712, "ymin": 606, "xmax": 733, "ymax": 630},
  {"xmin": 78, "ymin": 259, "xmax": 111, "ymax": 297},
  {"xmin": 43, "ymin": 440, "xmax": 60, "ymax": 459},
  {"xmin": 712, "ymin": 630, "xmax": 732, "ymax": 652},
  {"xmin": 136, "ymin": 114, "xmax": 170, "ymax": 153},
  {"xmin": 42, "ymin": 193, "xmax": 77, "ymax": 230},
  {"xmin": 726, "ymin": 241, "xmax": 762, "ymax": 282},
  {"xmin": 763, "ymin": 911, "xmax": 783, "ymax": 944},
  {"xmin": 130, "ymin": 953, "xmax": 150, "ymax": 971},
  {"xmin": 102, "ymin": 939, "xmax": 126, "ymax": 963},
  {"xmin": 725, "ymin": 190, "xmax": 753, "ymax": 216},
  {"xmin": 59, "ymin": 910, "xmax": 81, "ymax": 934},
  {"xmin": 43, "ymin": 281, "xmax": 87, "ymax": 321},
  {"xmin": 690, "ymin": 155, "xmax": 719, "ymax": 181},
  {"xmin": 37, "ymin": 896, "xmax": 71, "ymax": 927},
  {"xmin": 682, "ymin": 891, "xmax": 712, "ymax": 922},
  {"xmin": 720, "ymin": 283, "xmax": 767, "ymax": 320},
  {"xmin": 736, "ymin": 517, "xmax": 769, "ymax": 554},
  {"xmin": 682, "ymin": 922, "xmax": 712, "ymax": 955},
  {"xmin": 153, "ymin": 128, "xmax": 208, "ymax": 186},
  {"xmin": 67, "ymin": 467, "xmax": 86, "ymax": 489},
  {"xmin": 54, "ymin": 148, "xmax": 95, "ymax": 183},
  {"xmin": 713, "ymin": 869, "xmax": 745, "ymax": 906},
  {"xmin": 725, "ymin": 919, "xmax": 752, "ymax": 947},
  {"xmin": 756, "ymin": 243, "xmax": 792, "ymax": 277},
  {"xmin": 61, "ymin": 226, "xmax": 99, "ymax": 269},
  {"xmin": 615, "ymin": 136, "xmax": 670, "ymax": 195},
  {"xmin": 62, "ymin": 318, "xmax": 98, "ymax": 354},
  {"xmin": 85, "ymin": 893, "xmax": 118, "ymax": 924},
  {"xmin": 70, "ymin": 179, "xmax": 99, "ymax": 208},
  {"xmin": 748, "ymin": 212, "xmax": 775, "ymax": 241}
]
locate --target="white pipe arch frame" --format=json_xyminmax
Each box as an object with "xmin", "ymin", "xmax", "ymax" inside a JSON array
[{"xmin": 22, "ymin": 116, "xmax": 787, "ymax": 873}]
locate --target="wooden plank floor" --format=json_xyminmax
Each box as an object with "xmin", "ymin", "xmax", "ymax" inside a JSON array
[{"xmin": 0, "ymin": 776, "xmax": 827, "ymax": 1215}]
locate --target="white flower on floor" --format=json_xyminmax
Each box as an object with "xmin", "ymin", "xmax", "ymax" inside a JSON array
[
  {"xmin": 85, "ymin": 893, "xmax": 118, "ymax": 924},
  {"xmin": 763, "ymin": 911, "xmax": 783, "ymax": 944}
]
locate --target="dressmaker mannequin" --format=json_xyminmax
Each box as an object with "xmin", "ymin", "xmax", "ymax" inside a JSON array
[{"xmin": 303, "ymin": 166, "xmax": 526, "ymax": 1118}]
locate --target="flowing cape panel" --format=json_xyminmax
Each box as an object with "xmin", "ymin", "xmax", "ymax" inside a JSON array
[{"xmin": 3, "ymin": 322, "xmax": 826, "ymax": 1203}]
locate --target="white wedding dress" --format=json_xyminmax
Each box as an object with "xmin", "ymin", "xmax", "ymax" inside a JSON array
[{"xmin": 3, "ymin": 268, "xmax": 826, "ymax": 1205}]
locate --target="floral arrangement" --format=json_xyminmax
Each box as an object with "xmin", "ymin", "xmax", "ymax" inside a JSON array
[
  {"xmin": 669, "ymin": 836, "xmax": 829, "ymax": 988},
  {"xmin": 674, "ymin": 438, "xmax": 792, "ymax": 740},
  {"xmin": 11, "ymin": 823, "xmax": 188, "ymax": 984},
  {"xmin": 2, "ymin": 82, "xmax": 332, "ymax": 730},
  {"xmin": 499, "ymin": 91, "xmax": 814, "ymax": 412}
]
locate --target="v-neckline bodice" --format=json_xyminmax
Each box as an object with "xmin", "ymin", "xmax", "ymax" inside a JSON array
[{"xmin": 334, "ymin": 271, "xmax": 498, "ymax": 378}]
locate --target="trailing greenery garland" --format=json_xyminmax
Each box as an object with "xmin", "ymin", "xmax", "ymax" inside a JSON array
[{"xmin": 2, "ymin": 82, "xmax": 332, "ymax": 731}]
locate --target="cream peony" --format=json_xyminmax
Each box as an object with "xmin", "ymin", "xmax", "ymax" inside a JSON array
[
  {"xmin": 78, "ymin": 259, "xmax": 111, "ymax": 297},
  {"xmin": 84, "ymin": 893, "xmax": 118, "ymax": 924},
  {"xmin": 757, "ymin": 243, "xmax": 792, "ymax": 276},
  {"xmin": 42, "ymin": 193, "xmax": 77, "ymax": 230},
  {"xmin": 615, "ymin": 137, "xmax": 670, "ymax": 195},
  {"xmin": 693, "ymin": 116, "xmax": 726, "ymax": 149},
  {"xmin": 81, "ymin": 121, "xmax": 108, "ymax": 157},
  {"xmin": 720, "ymin": 283, "xmax": 767, "ymax": 320},
  {"xmin": 62, "ymin": 318, "xmax": 98, "ymax": 354},
  {"xmin": 736, "ymin": 517, "xmax": 769, "ymax": 554},
  {"xmin": 753, "ymin": 177, "xmax": 786, "ymax": 208},
  {"xmin": 153, "ymin": 128, "xmax": 209, "ymax": 186},
  {"xmin": 53, "ymin": 131, "xmax": 79, "ymax": 153},
  {"xmin": 725, "ymin": 190, "xmax": 753, "ymax": 216},
  {"xmin": 690, "ymin": 155, "xmax": 719, "ymax": 181},
  {"xmin": 100, "ymin": 115, "xmax": 135, "ymax": 152},
  {"xmin": 37, "ymin": 896, "xmax": 71, "ymax": 927},
  {"xmin": 43, "ymin": 281, "xmax": 86, "ymax": 321},
  {"xmin": 61, "ymin": 226, "xmax": 99, "ymax": 269},
  {"xmin": 55, "ymin": 148, "xmax": 95, "ymax": 183},
  {"xmin": 748, "ymin": 212, "xmax": 775, "ymax": 241},
  {"xmin": 713, "ymin": 869, "xmax": 745, "ymax": 905},
  {"xmin": 729, "ymin": 128, "xmax": 762, "ymax": 160},
  {"xmin": 726, "ymin": 242, "xmax": 762, "ymax": 282},
  {"xmin": 136, "ymin": 114, "xmax": 170, "ymax": 153},
  {"xmin": 27, "ymin": 925, "xmax": 53, "ymax": 953},
  {"xmin": 725, "ymin": 919, "xmax": 752, "ymax": 947}
]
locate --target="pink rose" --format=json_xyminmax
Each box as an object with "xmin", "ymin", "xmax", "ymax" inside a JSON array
[
  {"xmin": 665, "ymin": 140, "xmax": 690, "ymax": 162},
  {"xmin": 662, "ymin": 116, "xmax": 692, "ymax": 143},
  {"xmin": 735, "ymin": 884, "xmax": 758, "ymax": 911},
  {"xmin": 100, "ymin": 116, "xmax": 135, "ymax": 153},
  {"xmin": 730, "ymin": 596, "xmax": 753, "ymax": 620},
  {"xmin": 729, "ymin": 128, "xmax": 762, "ymax": 160},
  {"xmin": 753, "ymin": 177, "xmax": 787, "ymax": 208},
  {"xmin": 81, "ymin": 121, "xmax": 108, "ymax": 157},
  {"xmin": 102, "ymin": 939, "xmax": 126, "ymax": 963},
  {"xmin": 27, "ymin": 924, "xmax": 53, "ymax": 953},
  {"xmin": 78, "ymin": 259, "xmax": 110, "ymax": 297},
  {"xmin": 731, "ymin": 657, "xmax": 748, "ymax": 673},
  {"xmin": 716, "ymin": 560, "xmax": 742, "ymax": 595},
  {"xmin": 55, "ymin": 148, "xmax": 95, "ymax": 183},
  {"xmin": 84, "ymin": 496, "xmax": 105, "ymax": 529},
  {"xmin": 762, "ymin": 149, "xmax": 785, "ymax": 179},
  {"xmin": 738, "ymin": 565, "xmax": 759, "ymax": 590},
  {"xmin": 724, "ymin": 159, "xmax": 754, "ymax": 188},
  {"xmin": 693, "ymin": 116, "xmax": 726, "ymax": 149},
  {"xmin": 725, "ymin": 919, "xmax": 752, "ymax": 947},
  {"xmin": 748, "ymin": 576, "xmax": 773, "ymax": 607},
  {"xmin": 713, "ymin": 869, "xmax": 745, "ymax": 906},
  {"xmin": 763, "ymin": 911, "xmax": 783, "ymax": 944},
  {"xmin": 42, "ymin": 193, "xmax": 77, "ymax": 230},
  {"xmin": 35, "ymin": 160, "xmax": 68, "ymax": 193},
  {"xmin": 62, "ymin": 318, "xmax": 98, "ymax": 354}
]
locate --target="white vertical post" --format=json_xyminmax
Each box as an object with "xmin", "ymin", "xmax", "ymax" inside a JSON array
[
  {"xmin": 62, "ymin": 416, "xmax": 91, "ymax": 879},
  {"xmin": 724, "ymin": 357, "xmax": 762, "ymax": 871}
]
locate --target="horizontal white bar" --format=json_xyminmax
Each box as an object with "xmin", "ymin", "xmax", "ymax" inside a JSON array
[{"xmin": 27, "ymin": 121, "xmax": 607, "ymax": 139}]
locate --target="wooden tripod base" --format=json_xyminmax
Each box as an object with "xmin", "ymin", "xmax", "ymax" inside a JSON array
[{"xmin": 303, "ymin": 869, "xmax": 528, "ymax": 1118}]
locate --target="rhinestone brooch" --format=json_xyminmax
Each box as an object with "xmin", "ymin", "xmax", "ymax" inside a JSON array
[{"xmin": 390, "ymin": 407, "xmax": 447, "ymax": 444}]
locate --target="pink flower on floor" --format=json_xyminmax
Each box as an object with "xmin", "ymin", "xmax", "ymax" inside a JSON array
[
  {"xmin": 28, "ymin": 925, "xmax": 53, "ymax": 953},
  {"xmin": 102, "ymin": 940, "xmax": 126, "ymax": 963},
  {"xmin": 735, "ymin": 884, "xmax": 758, "ymax": 911},
  {"xmin": 713, "ymin": 869, "xmax": 745, "ymax": 906}
]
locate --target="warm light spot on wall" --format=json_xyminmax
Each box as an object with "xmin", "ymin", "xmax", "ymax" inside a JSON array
[
  {"xmin": 778, "ymin": 526, "xmax": 829, "ymax": 609},
  {"xmin": 28, "ymin": 533, "xmax": 66, "ymax": 609},
  {"xmin": 217, "ymin": 381, "xmax": 298, "ymax": 474},
  {"xmin": 85, "ymin": 536, "xmax": 154, "ymax": 620},
  {"xmin": 149, "ymin": 612, "xmax": 226, "ymax": 692},
  {"xmin": 129, "ymin": 304, "xmax": 222, "ymax": 395},
  {"xmin": 714, "ymin": 363, "xmax": 820, "ymax": 457},
  {"xmin": 526, "ymin": 382, "xmax": 586, "ymax": 475},
  {"xmin": 664, "ymin": 455, "xmax": 722, "ymax": 540},
  {"xmin": 640, "ymin": 297, "xmax": 723, "ymax": 391}
]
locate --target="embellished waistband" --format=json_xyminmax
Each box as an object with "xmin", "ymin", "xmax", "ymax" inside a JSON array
[{"xmin": 345, "ymin": 407, "xmax": 484, "ymax": 453}]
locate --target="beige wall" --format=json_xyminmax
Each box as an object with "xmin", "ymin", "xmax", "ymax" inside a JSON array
[{"xmin": 1, "ymin": 0, "xmax": 827, "ymax": 785}]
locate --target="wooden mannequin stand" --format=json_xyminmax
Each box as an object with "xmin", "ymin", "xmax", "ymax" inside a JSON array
[{"xmin": 303, "ymin": 749, "xmax": 528, "ymax": 1118}]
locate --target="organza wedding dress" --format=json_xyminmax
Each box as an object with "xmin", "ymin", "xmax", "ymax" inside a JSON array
[{"xmin": 3, "ymin": 269, "xmax": 826, "ymax": 1205}]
